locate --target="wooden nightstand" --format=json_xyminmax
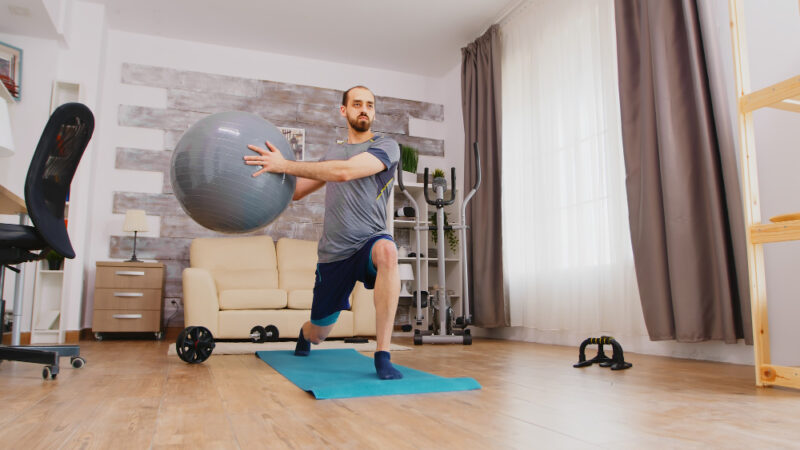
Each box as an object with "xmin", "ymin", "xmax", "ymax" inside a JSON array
[{"xmin": 92, "ymin": 261, "xmax": 165, "ymax": 340}]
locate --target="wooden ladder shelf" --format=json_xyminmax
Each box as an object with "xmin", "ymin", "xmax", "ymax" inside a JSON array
[{"xmin": 730, "ymin": 0, "xmax": 800, "ymax": 390}]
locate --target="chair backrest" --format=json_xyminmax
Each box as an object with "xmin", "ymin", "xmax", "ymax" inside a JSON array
[{"xmin": 24, "ymin": 103, "xmax": 94, "ymax": 259}]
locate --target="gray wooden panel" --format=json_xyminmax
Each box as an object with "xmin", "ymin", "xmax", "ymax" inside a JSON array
[
  {"xmin": 260, "ymin": 80, "xmax": 341, "ymax": 107},
  {"xmin": 376, "ymin": 95, "xmax": 444, "ymax": 122},
  {"xmin": 109, "ymin": 236, "xmax": 192, "ymax": 261},
  {"xmin": 163, "ymin": 260, "xmax": 189, "ymax": 298},
  {"xmin": 119, "ymin": 105, "xmax": 206, "ymax": 132},
  {"xmin": 115, "ymin": 148, "xmax": 171, "ymax": 172},
  {"xmin": 113, "ymin": 192, "xmax": 183, "ymax": 215},
  {"xmin": 391, "ymin": 134, "xmax": 445, "ymax": 157},
  {"xmin": 371, "ymin": 113, "xmax": 408, "ymax": 135},
  {"xmin": 159, "ymin": 215, "xmax": 273, "ymax": 239},
  {"xmin": 281, "ymin": 200, "xmax": 325, "ymax": 224},
  {"xmin": 179, "ymin": 70, "xmax": 262, "ymax": 97},
  {"xmin": 167, "ymin": 89, "xmax": 299, "ymax": 123},
  {"xmin": 163, "ymin": 173, "xmax": 173, "ymax": 195},
  {"xmin": 296, "ymin": 103, "xmax": 342, "ymax": 128}
]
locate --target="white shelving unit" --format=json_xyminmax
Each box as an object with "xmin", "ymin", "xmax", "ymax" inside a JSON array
[
  {"xmin": 389, "ymin": 178, "xmax": 464, "ymax": 332},
  {"xmin": 28, "ymin": 80, "xmax": 81, "ymax": 345},
  {"xmin": 30, "ymin": 262, "xmax": 65, "ymax": 344}
]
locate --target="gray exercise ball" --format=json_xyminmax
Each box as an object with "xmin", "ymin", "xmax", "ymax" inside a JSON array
[{"xmin": 170, "ymin": 111, "xmax": 296, "ymax": 233}]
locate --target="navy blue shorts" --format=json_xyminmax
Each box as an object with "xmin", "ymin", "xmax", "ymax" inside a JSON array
[{"xmin": 310, "ymin": 234, "xmax": 394, "ymax": 324}]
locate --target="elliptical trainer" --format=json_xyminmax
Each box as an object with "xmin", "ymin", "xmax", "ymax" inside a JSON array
[{"xmin": 395, "ymin": 142, "xmax": 481, "ymax": 345}]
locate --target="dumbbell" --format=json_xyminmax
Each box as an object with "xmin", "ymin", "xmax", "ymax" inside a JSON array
[{"xmin": 249, "ymin": 325, "xmax": 280, "ymax": 343}]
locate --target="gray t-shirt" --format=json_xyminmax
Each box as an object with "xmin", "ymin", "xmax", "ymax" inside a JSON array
[{"xmin": 317, "ymin": 135, "xmax": 400, "ymax": 263}]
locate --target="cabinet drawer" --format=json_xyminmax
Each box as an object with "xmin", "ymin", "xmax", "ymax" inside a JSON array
[
  {"xmin": 92, "ymin": 310, "xmax": 161, "ymax": 332},
  {"xmin": 96, "ymin": 267, "xmax": 163, "ymax": 289},
  {"xmin": 94, "ymin": 288, "xmax": 162, "ymax": 311}
]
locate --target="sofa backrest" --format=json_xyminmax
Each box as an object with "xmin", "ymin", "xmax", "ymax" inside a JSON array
[
  {"xmin": 190, "ymin": 235, "xmax": 279, "ymax": 291},
  {"xmin": 276, "ymin": 237, "xmax": 318, "ymax": 291}
]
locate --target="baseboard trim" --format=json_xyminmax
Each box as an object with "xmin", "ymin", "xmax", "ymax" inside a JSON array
[{"xmin": 2, "ymin": 332, "xmax": 32, "ymax": 345}]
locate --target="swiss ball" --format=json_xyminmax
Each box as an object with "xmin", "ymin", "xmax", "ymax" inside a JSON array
[{"xmin": 170, "ymin": 111, "xmax": 296, "ymax": 233}]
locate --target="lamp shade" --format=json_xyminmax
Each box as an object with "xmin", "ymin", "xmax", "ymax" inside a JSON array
[
  {"xmin": 123, "ymin": 209, "xmax": 149, "ymax": 232},
  {"xmin": 398, "ymin": 263, "xmax": 414, "ymax": 281},
  {"xmin": 0, "ymin": 96, "xmax": 14, "ymax": 157}
]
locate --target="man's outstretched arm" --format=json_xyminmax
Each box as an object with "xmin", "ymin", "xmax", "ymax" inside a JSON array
[{"xmin": 245, "ymin": 141, "xmax": 386, "ymax": 183}]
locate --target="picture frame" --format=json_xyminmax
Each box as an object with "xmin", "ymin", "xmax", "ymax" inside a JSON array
[
  {"xmin": 278, "ymin": 127, "xmax": 306, "ymax": 161},
  {"xmin": 0, "ymin": 40, "xmax": 22, "ymax": 101}
]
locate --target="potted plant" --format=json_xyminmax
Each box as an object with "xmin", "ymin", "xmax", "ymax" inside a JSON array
[
  {"xmin": 45, "ymin": 250, "xmax": 64, "ymax": 270},
  {"xmin": 400, "ymin": 144, "xmax": 419, "ymax": 184}
]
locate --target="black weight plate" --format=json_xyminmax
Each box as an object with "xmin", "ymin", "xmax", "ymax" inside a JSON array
[
  {"xmin": 263, "ymin": 325, "xmax": 279, "ymax": 342},
  {"xmin": 176, "ymin": 326, "xmax": 215, "ymax": 363},
  {"xmin": 250, "ymin": 325, "xmax": 266, "ymax": 343}
]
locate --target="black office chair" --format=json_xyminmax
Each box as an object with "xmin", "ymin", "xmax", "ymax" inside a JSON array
[{"xmin": 0, "ymin": 102, "xmax": 94, "ymax": 380}]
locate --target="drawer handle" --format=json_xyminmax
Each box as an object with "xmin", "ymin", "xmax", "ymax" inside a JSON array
[
  {"xmin": 116, "ymin": 271, "xmax": 145, "ymax": 276},
  {"xmin": 113, "ymin": 314, "xmax": 142, "ymax": 319},
  {"xmin": 113, "ymin": 292, "xmax": 144, "ymax": 297}
]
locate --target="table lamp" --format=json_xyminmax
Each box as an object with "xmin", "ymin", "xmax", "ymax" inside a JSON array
[
  {"xmin": 398, "ymin": 263, "xmax": 414, "ymax": 297},
  {"xmin": 123, "ymin": 209, "xmax": 148, "ymax": 262}
]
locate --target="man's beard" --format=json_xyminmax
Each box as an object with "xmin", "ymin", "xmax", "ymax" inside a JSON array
[{"xmin": 348, "ymin": 114, "xmax": 371, "ymax": 132}]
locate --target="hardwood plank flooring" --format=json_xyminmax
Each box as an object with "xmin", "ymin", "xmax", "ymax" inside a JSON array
[{"xmin": 0, "ymin": 334, "xmax": 798, "ymax": 449}]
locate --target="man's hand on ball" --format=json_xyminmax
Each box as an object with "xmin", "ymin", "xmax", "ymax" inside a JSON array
[{"xmin": 245, "ymin": 141, "xmax": 287, "ymax": 177}]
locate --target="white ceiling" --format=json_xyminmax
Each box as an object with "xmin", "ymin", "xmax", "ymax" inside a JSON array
[{"xmin": 0, "ymin": 0, "xmax": 522, "ymax": 77}]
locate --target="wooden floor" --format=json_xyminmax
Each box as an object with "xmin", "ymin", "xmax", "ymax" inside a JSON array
[{"xmin": 0, "ymin": 333, "xmax": 798, "ymax": 449}]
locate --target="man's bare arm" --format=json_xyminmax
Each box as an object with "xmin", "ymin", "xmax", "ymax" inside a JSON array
[
  {"xmin": 293, "ymin": 177, "xmax": 326, "ymax": 201},
  {"xmin": 245, "ymin": 141, "xmax": 386, "ymax": 182}
]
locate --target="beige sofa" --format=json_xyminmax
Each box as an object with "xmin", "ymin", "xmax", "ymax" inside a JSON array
[{"xmin": 182, "ymin": 235, "xmax": 376, "ymax": 339}]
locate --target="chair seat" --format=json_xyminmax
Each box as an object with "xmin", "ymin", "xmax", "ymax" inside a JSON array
[{"xmin": 0, "ymin": 223, "xmax": 45, "ymax": 250}]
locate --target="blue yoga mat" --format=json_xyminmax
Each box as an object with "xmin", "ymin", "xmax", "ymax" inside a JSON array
[{"xmin": 256, "ymin": 349, "xmax": 481, "ymax": 400}]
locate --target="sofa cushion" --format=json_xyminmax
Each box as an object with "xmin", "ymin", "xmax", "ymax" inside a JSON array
[
  {"xmin": 213, "ymin": 269, "xmax": 279, "ymax": 292},
  {"xmin": 287, "ymin": 290, "xmax": 313, "ymax": 309},
  {"xmin": 219, "ymin": 289, "xmax": 287, "ymax": 310},
  {"xmin": 277, "ymin": 238, "xmax": 317, "ymax": 291}
]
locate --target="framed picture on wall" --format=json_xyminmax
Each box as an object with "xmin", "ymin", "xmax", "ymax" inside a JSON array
[
  {"xmin": 279, "ymin": 127, "xmax": 305, "ymax": 161},
  {"xmin": 0, "ymin": 40, "xmax": 22, "ymax": 101}
]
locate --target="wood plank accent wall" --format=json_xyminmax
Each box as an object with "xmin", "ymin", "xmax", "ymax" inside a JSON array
[{"xmin": 111, "ymin": 63, "xmax": 446, "ymax": 322}]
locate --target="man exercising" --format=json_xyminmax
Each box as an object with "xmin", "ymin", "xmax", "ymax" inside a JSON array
[{"xmin": 244, "ymin": 85, "xmax": 403, "ymax": 380}]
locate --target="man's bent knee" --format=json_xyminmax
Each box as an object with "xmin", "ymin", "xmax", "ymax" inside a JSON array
[{"xmin": 372, "ymin": 240, "xmax": 398, "ymax": 271}]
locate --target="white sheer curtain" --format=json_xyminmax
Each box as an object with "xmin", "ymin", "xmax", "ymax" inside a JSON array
[{"xmin": 499, "ymin": 0, "xmax": 646, "ymax": 345}]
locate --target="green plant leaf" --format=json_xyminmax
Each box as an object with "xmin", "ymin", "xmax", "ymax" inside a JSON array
[{"xmin": 400, "ymin": 145, "xmax": 418, "ymax": 174}]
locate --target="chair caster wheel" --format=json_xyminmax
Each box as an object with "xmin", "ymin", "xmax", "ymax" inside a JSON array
[{"xmin": 71, "ymin": 356, "xmax": 86, "ymax": 369}]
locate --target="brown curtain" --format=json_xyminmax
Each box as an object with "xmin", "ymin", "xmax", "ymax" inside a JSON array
[
  {"xmin": 461, "ymin": 24, "xmax": 507, "ymax": 328},
  {"xmin": 614, "ymin": 0, "xmax": 752, "ymax": 344}
]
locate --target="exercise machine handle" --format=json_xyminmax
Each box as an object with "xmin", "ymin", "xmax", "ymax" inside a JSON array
[
  {"xmin": 423, "ymin": 168, "xmax": 457, "ymax": 207},
  {"xmin": 396, "ymin": 162, "xmax": 407, "ymax": 192}
]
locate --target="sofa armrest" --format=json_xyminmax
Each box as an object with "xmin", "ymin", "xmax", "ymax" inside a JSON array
[
  {"xmin": 182, "ymin": 267, "xmax": 220, "ymax": 335},
  {"xmin": 351, "ymin": 282, "xmax": 376, "ymax": 337}
]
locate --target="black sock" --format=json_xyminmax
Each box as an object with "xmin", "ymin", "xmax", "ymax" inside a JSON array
[
  {"xmin": 374, "ymin": 351, "xmax": 403, "ymax": 380},
  {"xmin": 295, "ymin": 328, "xmax": 310, "ymax": 356}
]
